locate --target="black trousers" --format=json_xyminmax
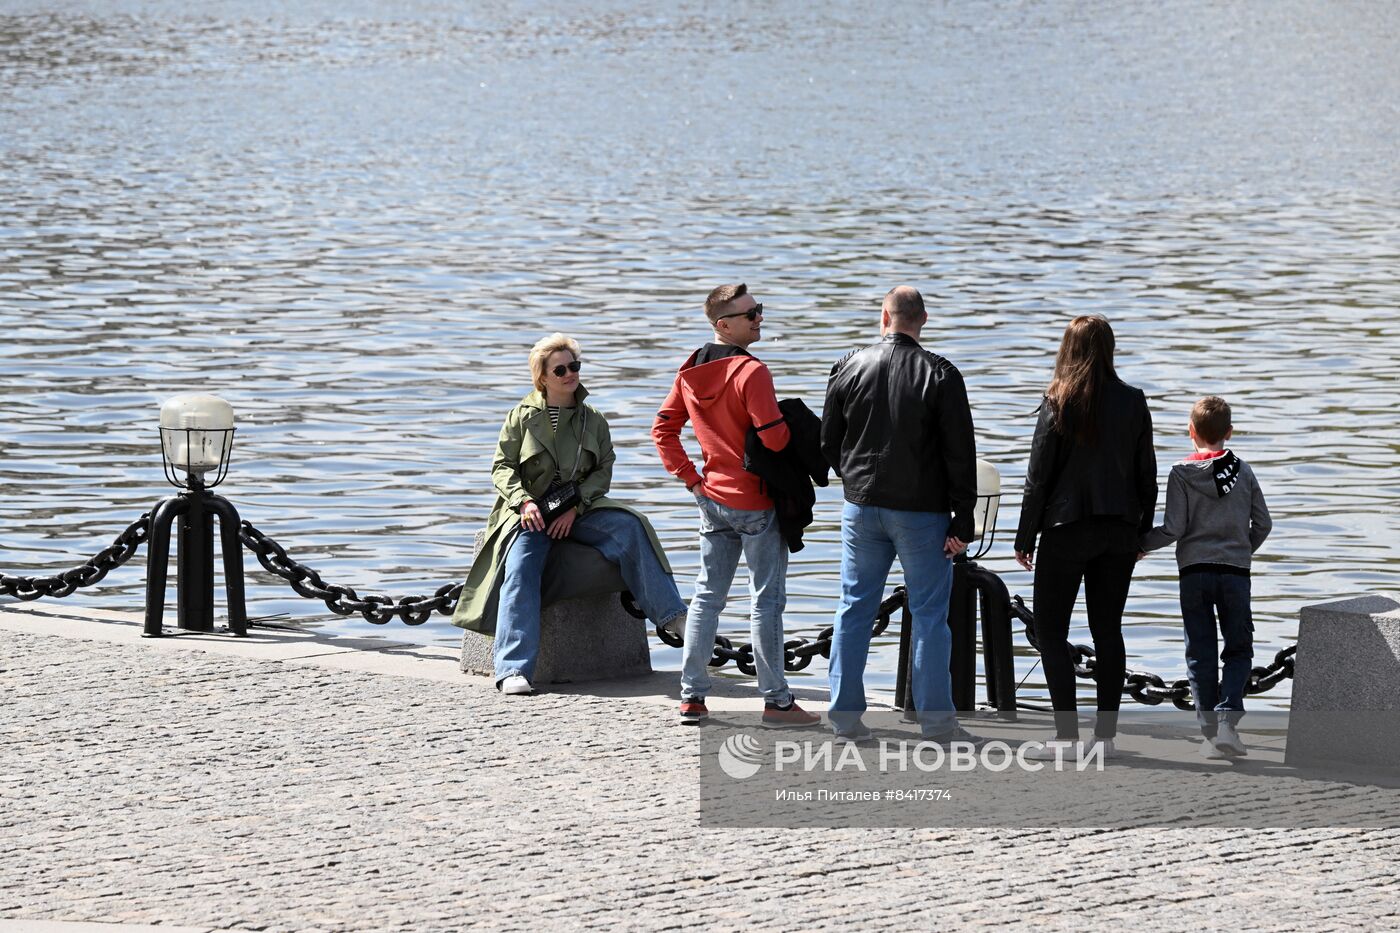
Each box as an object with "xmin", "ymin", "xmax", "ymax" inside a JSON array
[{"xmin": 1032, "ymin": 518, "xmax": 1138, "ymax": 739}]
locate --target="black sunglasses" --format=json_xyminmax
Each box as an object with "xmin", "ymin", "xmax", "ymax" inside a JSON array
[
  {"xmin": 551, "ymin": 359, "xmax": 583, "ymax": 378},
  {"xmin": 718, "ymin": 303, "xmax": 763, "ymax": 323}
]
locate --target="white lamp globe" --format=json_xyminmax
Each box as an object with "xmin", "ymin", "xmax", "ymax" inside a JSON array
[
  {"xmin": 160, "ymin": 394, "xmax": 235, "ymax": 477},
  {"xmin": 973, "ymin": 459, "xmax": 1001, "ymax": 541}
]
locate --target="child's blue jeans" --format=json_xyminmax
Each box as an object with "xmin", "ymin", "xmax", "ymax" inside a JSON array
[{"xmin": 1179, "ymin": 568, "xmax": 1253, "ymax": 737}]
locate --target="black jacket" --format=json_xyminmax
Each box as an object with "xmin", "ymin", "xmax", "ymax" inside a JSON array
[
  {"xmin": 744, "ymin": 398, "xmax": 830, "ymax": 553},
  {"xmin": 820, "ymin": 333, "xmax": 978, "ymax": 541},
  {"xmin": 1013, "ymin": 378, "xmax": 1158, "ymax": 555}
]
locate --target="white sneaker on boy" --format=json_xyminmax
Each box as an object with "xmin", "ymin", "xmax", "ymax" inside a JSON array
[
  {"xmin": 1200, "ymin": 736, "xmax": 1228, "ymax": 760},
  {"xmin": 1215, "ymin": 722, "xmax": 1248, "ymax": 756}
]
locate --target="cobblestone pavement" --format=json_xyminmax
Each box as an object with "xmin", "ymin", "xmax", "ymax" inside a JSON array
[{"xmin": 3, "ymin": 627, "xmax": 1399, "ymax": 932}]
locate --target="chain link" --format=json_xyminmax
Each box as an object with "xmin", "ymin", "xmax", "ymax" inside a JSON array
[
  {"xmin": 660, "ymin": 585, "xmax": 1295, "ymax": 705},
  {"xmin": 238, "ymin": 520, "xmax": 650, "ymax": 628},
  {"xmin": 1, "ymin": 514, "xmax": 152, "ymax": 601},
  {"xmin": 1009, "ymin": 594, "xmax": 1295, "ymax": 710},
  {"xmin": 0, "ymin": 510, "xmax": 1300, "ymax": 707},
  {"xmin": 238, "ymin": 520, "xmax": 462, "ymax": 625},
  {"xmin": 654, "ymin": 587, "xmax": 906, "ymax": 674}
]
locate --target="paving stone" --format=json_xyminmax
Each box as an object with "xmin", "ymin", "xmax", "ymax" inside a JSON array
[{"xmin": 1, "ymin": 630, "xmax": 1397, "ymax": 931}]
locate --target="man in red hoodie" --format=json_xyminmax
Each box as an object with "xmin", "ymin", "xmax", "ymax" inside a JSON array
[{"xmin": 653, "ymin": 284, "xmax": 821, "ymax": 727}]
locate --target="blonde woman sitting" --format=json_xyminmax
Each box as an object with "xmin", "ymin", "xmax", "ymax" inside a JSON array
[{"xmin": 453, "ymin": 332, "xmax": 687, "ymax": 695}]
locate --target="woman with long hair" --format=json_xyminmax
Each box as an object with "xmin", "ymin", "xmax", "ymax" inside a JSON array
[{"xmin": 1014, "ymin": 315, "xmax": 1157, "ymax": 758}]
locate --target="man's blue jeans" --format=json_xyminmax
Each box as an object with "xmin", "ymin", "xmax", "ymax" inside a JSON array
[
  {"xmin": 495, "ymin": 508, "xmax": 686, "ymax": 684},
  {"xmin": 680, "ymin": 494, "xmax": 792, "ymax": 707},
  {"xmin": 829, "ymin": 502, "xmax": 956, "ymax": 738},
  {"xmin": 1179, "ymin": 569, "xmax": 1253, "ymax": 737}
]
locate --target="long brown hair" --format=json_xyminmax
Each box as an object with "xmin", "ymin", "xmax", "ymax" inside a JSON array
[{"xmin": 1045, "ymin": 315, "xmax": 1117, "ymax": 443}]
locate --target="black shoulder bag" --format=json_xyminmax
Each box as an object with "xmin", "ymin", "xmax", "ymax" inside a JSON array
[{"xmin": 537, "ymin": 406, "xmax": 586, "ymax": 525}]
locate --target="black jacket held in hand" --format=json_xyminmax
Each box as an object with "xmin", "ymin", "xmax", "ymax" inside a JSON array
[
  {"xmin": 820, "ymin": 333, "xmax": 979, "ymax": 542},
  {"xmin": 1013, "ymin": 378, "xmax": 1158, "ymax": 556},
  {"xmin": 744, "ymin": 398, "xmax": 830, "ymax": 553}
]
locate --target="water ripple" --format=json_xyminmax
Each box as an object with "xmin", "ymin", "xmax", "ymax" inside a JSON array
[{"xmin": 3, "ymin": 1, "xmax": 1399, "ymax": 708}]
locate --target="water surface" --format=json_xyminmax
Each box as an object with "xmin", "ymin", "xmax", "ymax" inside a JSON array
[{"xmin": 3, "ymin": 1, "xmax": 1399, "ymax": 707}]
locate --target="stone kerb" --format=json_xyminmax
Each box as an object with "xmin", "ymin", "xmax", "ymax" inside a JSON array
[
  {"xmin": 1285, "ymin": 594, "xmax": 1400, "ymax": 772},
  {"xmin": 459, "ymin": 529, "xmax": 652, "ymax": 684}
]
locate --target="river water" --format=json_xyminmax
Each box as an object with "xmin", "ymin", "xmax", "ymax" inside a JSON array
[{"xmin": 3, "ymin": 1, "xmax": 1398, "ymax": 707}]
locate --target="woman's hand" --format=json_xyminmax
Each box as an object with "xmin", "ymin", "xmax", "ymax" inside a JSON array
[
  {"xmin": 520, "ymin": 500, "xmax": 545, "ymax": 533},
  {"xmin": 943, "ymin": 535, "xmax": 967, "ymax": 558},
  {"xmin": 1015, "ymin": 550, "xmax": 1034, "ymax": 572},
  {"xmin": 546, "ymin": 508, "xmax": 576, "ymax": 540}
]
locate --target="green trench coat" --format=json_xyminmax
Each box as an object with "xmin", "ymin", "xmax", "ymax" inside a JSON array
[{"xmin": 451, "ymin": 386, "xmax": 673, "ymax": 636}]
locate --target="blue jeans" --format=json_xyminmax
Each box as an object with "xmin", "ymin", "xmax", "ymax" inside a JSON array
[
  {"xmin": 829, "ymin": 503, "xmax": 957, "ymax": 738},
  {"xmin": 1179, "ymin": 569, "xmax": 1253, "ymax": 737},
  {"xmin": 680, "ymin": 494, "xmax": 791, "ymax": 706},
  {"xmin": 495, "ymin": 508, "xmax": 686, "ymax": 684}
]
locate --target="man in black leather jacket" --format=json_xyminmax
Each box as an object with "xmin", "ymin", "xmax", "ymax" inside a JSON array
[{"xmin": 820, "ymin": 286, "xmax": 982, "ymax": 745}]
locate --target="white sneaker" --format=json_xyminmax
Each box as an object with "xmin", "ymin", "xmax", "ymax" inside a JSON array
[
  {"xmin": 1200, "ymin": 736, "xmax": 1228, "ymax": 760},
  {"xmin": 1023, "ymin": 739, "xmax": 1081, "ymax": 761},
  {"xmin": 500, "ymin": 674, "xmax": 534, "ymax": 696},
  {"xmin": 1083, "ymin": 737, "xmax": 1118, "ymax": 760},
  {"xmin": 1215, "ymin": 722, "xmax": 1248, "ymax": 756},
  {"xmin": 660, "ymin": 613, "xmax": 686, "ymax": 642}
]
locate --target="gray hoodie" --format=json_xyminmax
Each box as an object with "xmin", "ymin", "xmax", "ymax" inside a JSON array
[{"xmin": 1141, "ymin": 450, "xmax": 1271, "ymax": 570}]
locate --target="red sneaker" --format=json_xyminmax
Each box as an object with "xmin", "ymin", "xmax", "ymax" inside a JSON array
[
  {"xmin": 762, "ymin": 699, "xmax": 821, "ymax": 727},
  {"xmin": 678, "ymin": 698, "xmax": 709, "ymax": 724}
]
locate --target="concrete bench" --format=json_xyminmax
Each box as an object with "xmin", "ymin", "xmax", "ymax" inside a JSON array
[
  {"xmin": 459, "ymin": 530, "xmax": 653, "ymax": 684},
  {"xmin": 1285, "ymin": 594, "xmax": 1400, "ymax": 774}
]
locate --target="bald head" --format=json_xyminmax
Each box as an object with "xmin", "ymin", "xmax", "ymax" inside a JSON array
[{"xmin": 881, "ymin": 286, "xmax": 927, "ymax": 336}]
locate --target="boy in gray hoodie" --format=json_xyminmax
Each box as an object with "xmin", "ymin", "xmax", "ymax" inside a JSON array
[{"xmin": 1141, "ymin": 396, "xmax": 1272, "ymax": 758}]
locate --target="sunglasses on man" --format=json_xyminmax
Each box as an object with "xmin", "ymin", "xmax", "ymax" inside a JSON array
[
  {"xmin": 550, "ymin": 359, "xmax": 583, "ymax": 378},
  {"xmin": 717, "ymin": 303, "xmax": 763, "ymax": 323}
]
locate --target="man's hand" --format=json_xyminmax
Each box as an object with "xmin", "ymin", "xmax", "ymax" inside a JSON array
[
  {"xmin": 546, "ymin": 508, "xmax": 576, "ymax": 540},
  {"xmin": 1014, "ymin": 550, "xmax": 1034, "ymax": 572},
  {"xmin": 520, "ymin": 500, "xmax": 545, "ymax": 532},
  {"xmin": 944, "ymin": 535, "xmax": 967, "ymax": 558}
]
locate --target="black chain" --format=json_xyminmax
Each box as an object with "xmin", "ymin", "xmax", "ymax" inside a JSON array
[
  {"xmin": 1, "ymin": 514, "xmax": 152, "ymax": 600},
  {"xmin": 238, "ymin": 520, "xmax": 462, "ymax": 625},
  {"xmin": 662, "ymin": 585, "xmax": 1296, "ymax": 704},
  {"xmin": 654, "ymin": 587, "xmax": 907, "ymax": 676},
  {"xmin": 0, "ymin": 510, "xmax": 1300, "ymax": 708},
  {"xmin": 238, "ymin": 519, "xmax": 646, "ymax": 627},
  {"xmin": 1009, "ymin": 594, "xmax": 1296, "ymax": 710}
]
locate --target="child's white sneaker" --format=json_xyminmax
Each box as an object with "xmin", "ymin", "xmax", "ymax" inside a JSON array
[
  {"xmin": 1215, "ymin": 722, "xmax": 1248, "ymax": 756},
  {"xmin": 1083, "ymin": 737, "xmax": 1118, "ymax": 760},
  {"xmin": 1200, "ymin": 736, "xmax": 1228, "ymax": 760},
  {"xmin": 1023, "ymin": 739, "xmax": 1081, "ymax": 761}
]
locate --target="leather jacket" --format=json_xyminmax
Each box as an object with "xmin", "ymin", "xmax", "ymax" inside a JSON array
[
  {"xmin": 1013, "ymin": 378, "xmax": 1158, "ymax": 555},
  {"xmin": 744, "ymin": 398, "xmax": 831, "ymax": 554},
  {"xmin": 821, "ymin": 333, "xmax": 978, "ymax": 541}
]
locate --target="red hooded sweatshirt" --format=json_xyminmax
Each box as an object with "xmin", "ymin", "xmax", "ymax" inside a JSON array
[{"xmin": 652, "ymin": 344, "xmax": 791, "ymax": 511}]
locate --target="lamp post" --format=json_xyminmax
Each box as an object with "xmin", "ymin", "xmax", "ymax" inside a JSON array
[
  {"xmin": 896, "ymin": 459, "xmax": 1007, "ymax": 716},
  {"xmin": 143, "ymin": 394, "xmax": 248, "ymax": 637}
]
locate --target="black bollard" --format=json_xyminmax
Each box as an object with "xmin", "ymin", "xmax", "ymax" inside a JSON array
[
  {"xmin": 967, "ymin": 562, "xmax": 1018, "ymax": 720},
  {"xmin": 143, "ymin": 481, "xmax": 247, "ymax": 638},
  {"xmin": 177, "ymin": 490, "xmax": 215, "ymax": 632},
  {"xmin": 895, "ymin": 559, "xmax": 1019, "ymax": 721},
  {"xmin": 947, "ymin": 559, "xmax": 978, "ymax": 712}
]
